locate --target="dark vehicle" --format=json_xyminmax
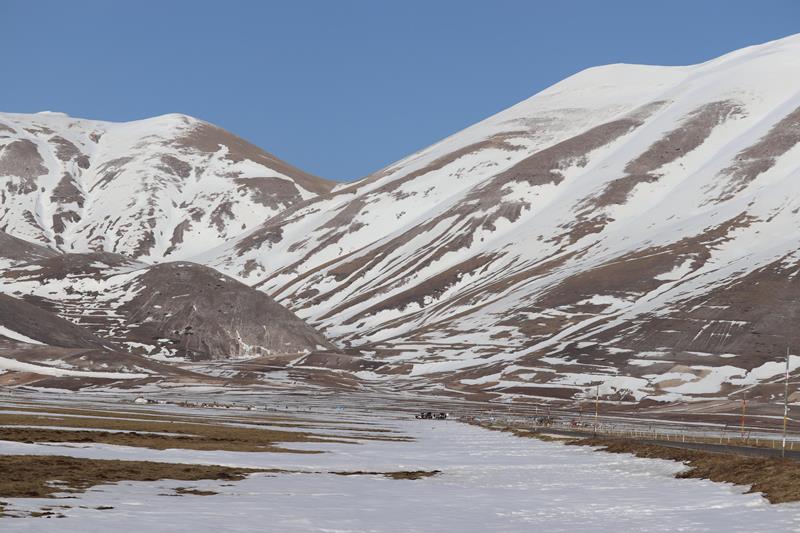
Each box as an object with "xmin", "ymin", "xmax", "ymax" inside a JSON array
[{"xmin": 415, "ymin": 411, "xmax": 448, "ymax": 420}]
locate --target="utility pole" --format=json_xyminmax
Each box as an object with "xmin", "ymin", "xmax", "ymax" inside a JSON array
[
  {"xmin": 782, "ymin": 346, "xmax": 790, "ymax": 459},
  {"xmin": 741, "ymin": 392, "xmax": 747, "ymax": 440},
  {"xmin": 594, "ymin": 384, "xmax": 599, "ymax": 437}
]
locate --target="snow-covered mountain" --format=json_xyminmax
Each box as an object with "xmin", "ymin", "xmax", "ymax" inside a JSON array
[
  {"xmin": 199, "ymin": 34, "xmax": 800, "ymax": 403},
  {"xmin": 0, "ymin": 112, "xmax": 336, "ymax": 377},
  {"xmin": 0, "ymin": 111, "xmax": 333, "ymax": 260},
  {"xmin": 3, "ymin": 35, "xmax": 800, "ymax": 402}
]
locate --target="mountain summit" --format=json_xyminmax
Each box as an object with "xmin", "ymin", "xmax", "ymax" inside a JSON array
[{"xmin": 0, "ymin": 111, "xmax": 333, "ymax": 261}]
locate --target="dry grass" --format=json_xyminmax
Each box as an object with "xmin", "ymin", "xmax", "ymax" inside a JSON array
[
  {"xmin": 0, "ymin": 401, "xmax": 426, "ymax": 518},
  {"xmin": 173, "ymin": 487, "xmax": 219, "ymax": 496},
  {"xmin": 1, "ymin": 405, "xmax": 411, "ymax": 441},
  {"xmin": 0, "ymin": 455, "xmax": 266, "ymax": 499},
  {"xmin": 331, "ymin": 470, "xmax": 441, "ymax": 480},
  {"xmin": 0, "ymin": 411, "xmax": 359, "ymax": 452},
  {"xmin": 0, "ymin": 427, "xmax": 328, "ymax": 453},
  {"xmin": 0, "ymin": 455, "xmax": 439, "ymax": 518},
  {"xmin": 5, "ymin": 403, "xmax": 396, "ymax": 431}
]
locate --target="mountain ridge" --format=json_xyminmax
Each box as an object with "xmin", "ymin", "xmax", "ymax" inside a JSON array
[
  {"xmin": 196, "ymin": 33, "xmax": 800, "ymax": 403},
  {"xmin": 0, "ymin": 110, "xmax": 334, "ymax": 261},
  {"xmin": 3, "ymin": 34, "xmax": 800, "ymax": 402}
]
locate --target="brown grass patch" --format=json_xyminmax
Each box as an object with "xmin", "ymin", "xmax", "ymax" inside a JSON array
[
  {"xmin": 0, "ymin": 411, "xmax": 364, "ymax": 452},
  {"xmin": 0, "ymin": 455, "xmax": 265, "ymax": 499},
  {"xmin": 331, "ymin": 470, "xmax": 441, "ymax": 480},
  {"xmin": 173, "ymin": 487, "xmax": 218, "ymax": 496},
  {"xmin": 3, "ymin": 404, "xmax": 408, "ymax": 439}
]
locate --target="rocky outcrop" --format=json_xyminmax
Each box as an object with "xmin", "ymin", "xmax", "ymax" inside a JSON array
[{"xmin": 0, "ymin": 253, "xmax": 334, "ymax": 362}]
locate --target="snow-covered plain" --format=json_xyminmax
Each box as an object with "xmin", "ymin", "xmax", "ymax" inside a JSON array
[{"xmin": 2, "ymin": 416, "xmax": 799, "ymax": 531}]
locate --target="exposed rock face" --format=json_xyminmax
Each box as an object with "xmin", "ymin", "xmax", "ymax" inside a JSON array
[
  {"xmin": 0, "ymin": 113, "xmax": 339, "ymax": 375},
  {"xmin": 0, "ymin": 293, "xmax": 216, "ymax": 386}
]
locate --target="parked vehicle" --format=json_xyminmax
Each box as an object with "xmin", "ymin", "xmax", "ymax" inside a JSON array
[{"xmin": 415, "ymin": 411, "xmax": 448, "ymax": 420}]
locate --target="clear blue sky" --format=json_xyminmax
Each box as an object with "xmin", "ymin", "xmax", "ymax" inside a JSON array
[{"xmin": 3, "ymin": 1, "xmax": 799, "ymax": 181}]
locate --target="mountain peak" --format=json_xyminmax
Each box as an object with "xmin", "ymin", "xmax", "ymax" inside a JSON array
[{"xmin": 0, "ymin": 111, "xmax": 333, "ymax": 261}]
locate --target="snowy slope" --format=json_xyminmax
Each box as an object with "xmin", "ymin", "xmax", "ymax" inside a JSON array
[
  {"xmin": 200, "ymin": 34, "xmax": 800, "ymax": 402},
  {"xmin": 0, "ymin": 112, "xmax": 333, "ymax": 261},
  {"xmin": 0, "ymin": 112, "xmax": 339, "ymax": 376}
]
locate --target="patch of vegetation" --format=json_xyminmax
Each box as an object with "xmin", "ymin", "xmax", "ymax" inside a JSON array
[
  {"xmin": 173, "ymin": 487, "xmax": 218, "ymax": 496},
  {"xmin": 331, "ymin": 470, "xmax": 441, "ymax": 480},
  {"xmin": 28, "ymin": 510, "xmax": 65, "ymax": 518},
  {"xmin": 0, "ymin": 426, "xmax": 327, "ymax": 453},
  {"xmin": 6, "ymin": 404, "xmax": 406, "ymax": 435},
  {"xmin": 0, "ymin": 408, "xmax": 411, "ymax": 451},
  {"xmin": 0, "ymin": 412, "xmax": 348, "ymax": 452},
  {"xmin": 0, "ymin": 455, "xmax": 266, "ymax": 500}
]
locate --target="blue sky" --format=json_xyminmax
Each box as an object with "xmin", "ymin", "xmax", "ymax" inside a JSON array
[{"xmin": 3, "ymin": 1, "xmax": 799, "ymax": 181}]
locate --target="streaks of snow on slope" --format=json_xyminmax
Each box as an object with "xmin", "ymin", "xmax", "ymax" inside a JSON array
[
  {"xmin": 0, "ymin": 112, "xmax": 332, "ymax": 261},
  {"xmin": 208, "ymin": 85, "xmax": 675, "ymax": 288},
  {"xmin": 270, "ymin": 105, "xmax": 666, "ymax": 344},
  {"xmin": 660, "ymin": 365, "xmax": 746, "ymax": 395},
  {"xmin": 0, "ymin": 356, "xmax": 148, "ymax": 378},
  {"xmin": 210, "ymin": 35, "xmax": 800, "ymax": 402}
]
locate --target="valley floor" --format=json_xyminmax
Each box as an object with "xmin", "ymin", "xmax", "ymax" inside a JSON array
[{"xmin": 1, "ymin": 394, "xmax": 800, "ymax": 531}]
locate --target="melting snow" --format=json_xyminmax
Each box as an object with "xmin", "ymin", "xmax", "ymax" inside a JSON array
[{"xmin": 1, "ymin": 418, "xmax": 799, "ymax": 531}]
